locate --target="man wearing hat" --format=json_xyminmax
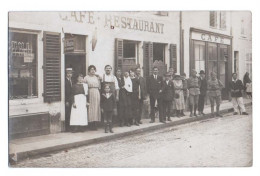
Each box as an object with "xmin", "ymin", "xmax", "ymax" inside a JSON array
[
  {"xmin": 187, "ymin": 69, "xmax": 201, "ymax": 117},
  {"xmin": 65, "ymin": 68, "xmax": 74, "ymax": 132},
  {"xmin": 198, "ymin": 70, "xmax": 207, "ymax": 115},
  {"xmin": 161, "ymin": 72, "xmax": 175, "ymax": 122}
]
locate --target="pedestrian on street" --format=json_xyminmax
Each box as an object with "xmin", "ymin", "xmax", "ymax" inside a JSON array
[
  {"xmin": 101, "ymin": 84, "xmax": 116, "ymax": 133},
  {"xmin": 130, "ymin": 69, "xmax": 140, "ymax": 126},
  {"xmin": 147, "ymin": 67, "xmax": 164, "ymax": 123},
  {"xmin": 121, "ymin": 71, "xmax": 133, "ymax": 126},
  {"xmin": 243, "ymin": 72, "xmax": 252, "ymax": 98},
  {"xmin": 198, "ymin": 70, "xmax": 207, "ymax": 116},
  {"xmin": 115, "ymin": 69, "xmax": 125, "ymax": 126},
  {"xmin": 70, "ymin": 74, "xmax": 89, "ymax": 133},
  {"xmin": 173, "ymin": 74, "xmax": 186, "ymax": 117},
  {"xmin": 161, "ymin": 72, "xmax": 174, "ymax": 122},
  {"xmin": 84, "ymin": 65, "xmax": 101, "ymax": 131},
  {"xmin": 229, "ymin": 73, "xmax": 249, "ymax": 115},
  {"xmin": 135, "ymin": 67, "xmax": 147, "ymax": 125},
  {"xmin": 181, "ymin": 73, "xmax": 189, "ymax": 112},
  {"xmin": 65, "ymin": 68, "xmax": 73, "ymax": 132},
  {"xmin": 207, "ymin": 72, "xmax": 224, "ymax": 118},
  {"xmin": 187, "ymin": 69, "xmax": 201, "ymax": 117},
  {"xmin": 169, "ymin": 67, "xmax": 176, "ymax": 117}
]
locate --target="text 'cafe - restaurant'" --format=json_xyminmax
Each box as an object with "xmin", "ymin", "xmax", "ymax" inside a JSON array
[{"xmin": 8, "ymin": 12, "xmax": 180, "ymax": 139}]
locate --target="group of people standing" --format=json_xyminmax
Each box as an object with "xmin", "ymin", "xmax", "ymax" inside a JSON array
[{"xmin": 65, "ymin": 64, "xmax": 250, "ymax": 134}]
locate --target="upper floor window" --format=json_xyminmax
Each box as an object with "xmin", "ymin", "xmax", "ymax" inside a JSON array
[
  {"xmin": 210, "ymin": 11, "xmax": 217, "ymax": 28},
  {"xmin": 220, "ymin": 11, "xmax": 227, "ymax": 29},
  {"xmin": 241, "ymin": 19, "xmax": 246, "ymax": 36}
]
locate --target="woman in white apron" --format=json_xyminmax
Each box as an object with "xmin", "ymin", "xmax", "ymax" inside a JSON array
[{"xmin": 70, "ymin": 74, "xmax": 89, "ymax": 132}]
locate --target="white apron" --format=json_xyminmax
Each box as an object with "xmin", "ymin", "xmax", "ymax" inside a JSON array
[{"xmin": 70, "ymin": 84, "xmax": 88, "ymax": 126}]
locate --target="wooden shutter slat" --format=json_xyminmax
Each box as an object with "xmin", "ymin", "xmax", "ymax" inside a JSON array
[
  {"xmin": 143, "ymin": 42, "xmax": 153, "ymax": 78},
  {"xmin": 43, "ymin": 31, "xmax": 61, "ymax": 103},
  {"xmin": 115, "ymin": 38, "xmax": 123, "ymax": 73}
]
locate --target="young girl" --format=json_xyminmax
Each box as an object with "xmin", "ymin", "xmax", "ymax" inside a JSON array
[
  {"xmin": 70, "ymin": 74, "xmax": 89, "ymax": 132},
  {"xmin": 101, "ymin": 84, "xmax": 116, "ymax": 133}
]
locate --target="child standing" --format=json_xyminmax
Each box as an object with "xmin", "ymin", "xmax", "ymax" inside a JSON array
[{"xmin": 101, "ymin": 84, "xmax": 116, "ymax": 133}]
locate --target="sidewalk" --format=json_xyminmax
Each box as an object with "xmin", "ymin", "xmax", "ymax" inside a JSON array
[{"xmin": 9, "ymin": 99, "xmax": 252, "ymax": 162}]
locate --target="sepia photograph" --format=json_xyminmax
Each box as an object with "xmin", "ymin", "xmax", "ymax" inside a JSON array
[{"xmin": 7, "ymin": 10, "xmax": 253, "ymax": 168}]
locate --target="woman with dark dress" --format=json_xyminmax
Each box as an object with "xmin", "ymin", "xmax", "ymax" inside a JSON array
[
  {"xmin": 243, "ymin": 72, "xmax": 252, "ymax": 98},
  {"xmin": 70, "ymin": 74, "xmax": 89, "ymax": 132}
]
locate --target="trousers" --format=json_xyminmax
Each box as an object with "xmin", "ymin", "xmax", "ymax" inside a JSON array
[{"xmin": 232, "ymin": 97, "xmax": 246, "ymax": 113}]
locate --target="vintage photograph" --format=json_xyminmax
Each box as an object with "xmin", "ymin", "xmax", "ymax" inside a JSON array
[{"xmin": 8, "ymin": 11, "xmax": 252, "ymax": 167}]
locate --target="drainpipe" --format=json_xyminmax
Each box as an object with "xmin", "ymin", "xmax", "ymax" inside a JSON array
[{"xmin": 179, "ymin": 11, "xmax": 184, "ymax": 74}]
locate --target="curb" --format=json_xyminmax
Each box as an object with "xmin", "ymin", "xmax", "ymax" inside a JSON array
[{"xmin": 11, "ymin": 102, "xmax": 252, "ymax": 163}]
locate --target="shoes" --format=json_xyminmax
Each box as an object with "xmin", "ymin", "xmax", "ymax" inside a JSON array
[
  {"xmin": 160, "ymin": 120, "xmax": 166, "ymax": 123},
  {"xmin": 167, "ymin": 117, "xmax": 172, "ymax": 121},
  {"xmin": 233, "ymin": 112, "xmax": 238, "ymax": 115},
  {"xmin": 150, "ymin": 120, "xmax": 155, "ymax": 123},
  {"xmin": 190, "ymin": 113, "xmax": 193, "ymax": 117},
  {"xmin": 216, "ymin": 113, "xmax": 223, "ymax": 117},
  {"xmin": 194, "ymin": 113, "xmax": 198, "ymax": 117},
  {"xmin": 198, "ymin": 112, "xmax": 201, "ymax": 116},
  {"xmin": 242, "ymin": 112, "xmax": 249, "ymax": 115},
  {"xmin": 134, "ymin": 121, "xmax": 139, "ymax": 126},
  {"xmin": 138, "ymin": 121, "xmax": 143, "ymax": 124},
  {"xmin": 211, "ymin": 113, "xmax": 215, "ymax": 118}
]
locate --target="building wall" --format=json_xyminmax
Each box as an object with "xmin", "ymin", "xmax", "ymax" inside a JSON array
[
  {"xmin": 231, "ymin": 11, "xmax": 252, "ymax": 80},
  {"xmin": 182, "ymin": 11, "xmax": 232, "ymax": 76},
  {"xmin": 8, "ymin": 11, "xmax": 180, "ymax": 134}
]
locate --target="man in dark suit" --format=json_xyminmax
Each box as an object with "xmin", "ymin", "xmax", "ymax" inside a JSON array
[
  {"xmin": 65, "ymin": 68, "xmax": 73, "ymax": 132},
  {"xmin": 198, "ymin": 70, "xmax": 207, "ymax": 116},
  {"xmin": 162, "ymin": 72, "xmax": 175, "ymax": 122},
  {"xmin": 147, "ymin": 67, "xmax": 164, "ymax": 123},
  {"xmin": 135, "ymin": 67, "xmax": 147, "ymax": 124}
]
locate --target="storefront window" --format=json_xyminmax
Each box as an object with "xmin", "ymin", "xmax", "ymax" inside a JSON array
[
  {"xmin": 246, "ymin": 53, "xmax": 252, "ymax": 79},
  {"xmin": 153, "ymin": 43, "xmax": 165, "ymax": 62},
  {"xmin": 194, "ymin": 41, "xmax": 205, "ymax": 74},
  {"xmin": 9, "ymin": 32, "xmax": 38, "ymax": 99},
  {"xmin": 208, "ymin": 43, "xmax": 218, "ymax": 77},
  {"xmin": 219, "ymin": 45, "xmax": 228, "ymax": 87}
]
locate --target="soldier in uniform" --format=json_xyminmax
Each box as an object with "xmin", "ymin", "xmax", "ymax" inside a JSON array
[
  {"xmin": 187, "ymin": 69, "xmax": 201, "ymax": 117},
  {"xmin": 207, "ymin": 72, "xmax": 224, "ymax": 117},
  {"xmin": 198, "ymin": 70, "xmax": 207, "ymax": 116}
]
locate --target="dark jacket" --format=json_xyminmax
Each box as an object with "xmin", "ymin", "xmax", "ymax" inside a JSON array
[
  {"xmin": 65, "ymin": 78, "xmax": 73, "ymax": 102},
  {"xmin": 147, "ymin": 75, "xmax": 163, "ymax": 99},
  {"xmin": 101, "ymin": 93, "xmax": 116, "ymax": 111},
  {"xmin": 161, "ymin": 80, "xmax": 175, "ymax": 101},
  {"xmin": 199, "ymin": 77, "xmax": 207, "ymax": 96},
  {"xmin": 229, "ymin": 79, "xmax": 244, "ymax": 97},
  {"xmin": 136, "ymin": 76, "xmax": 147, "ymax": 100}
]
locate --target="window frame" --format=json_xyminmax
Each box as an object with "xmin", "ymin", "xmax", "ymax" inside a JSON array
[
  {"xmin": 209, "ymin": 11, "xmax": 218, "ymax": 28},
  {"xmin": 9, "ymin": 30, "xmax": 39, "ymax": 100}
]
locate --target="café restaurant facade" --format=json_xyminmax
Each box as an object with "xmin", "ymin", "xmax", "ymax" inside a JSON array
[{"xmin": 8, "ymin": 12, "xmax": 180, "ymax": 139}]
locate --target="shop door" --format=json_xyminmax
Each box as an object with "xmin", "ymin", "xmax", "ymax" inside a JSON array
[
  {"xmin": 65, "ymin": 54, "xmax": 86, "ymax": 84},
  {"xmin": 219, "ymin": 45, "xmax": 229, "ymax": 100},
  {"xmin": 152, "ymin": 43, "xmax": 167, "ymax": 76}
]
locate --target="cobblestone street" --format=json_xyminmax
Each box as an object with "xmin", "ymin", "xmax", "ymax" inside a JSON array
[{"xmin": 13, "ymin": 106, "xmax": 252, "ymax": 168}]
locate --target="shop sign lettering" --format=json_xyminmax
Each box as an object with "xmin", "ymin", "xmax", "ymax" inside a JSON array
[
  {"xmin": 59, "ymin": 12, "xmax": 165, "ymax": 34},
  {"xmin": 191, "ymin": 32, "xmax": 231, "ymax": 45}
]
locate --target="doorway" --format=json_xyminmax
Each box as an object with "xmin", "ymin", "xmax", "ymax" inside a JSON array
[{"xmin": 65, "ymin": 54, "xmax": 86, "ymax": 84}]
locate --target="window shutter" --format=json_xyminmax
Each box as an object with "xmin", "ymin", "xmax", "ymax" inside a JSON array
[
  {"xmin": 43, "ymin": 32, "xmax": 61, "ymax": 103},
  {"xmin": 143, "ymin": 42, "xmax": 153, "ymax": 78},
  {"xmin": 170, "ymin": 44, "xmax": 177, "ymax": 73},
  {"xmin": 220, "ymin": 12, "xmax": 226, "ymax": 29},
  {"xmin": 115, "ymin": 38, "xmax": 123, "ymax": 72},
  {"xmin": 210, "ymin": 11, "xmax": 217, "ymax": 27}
]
